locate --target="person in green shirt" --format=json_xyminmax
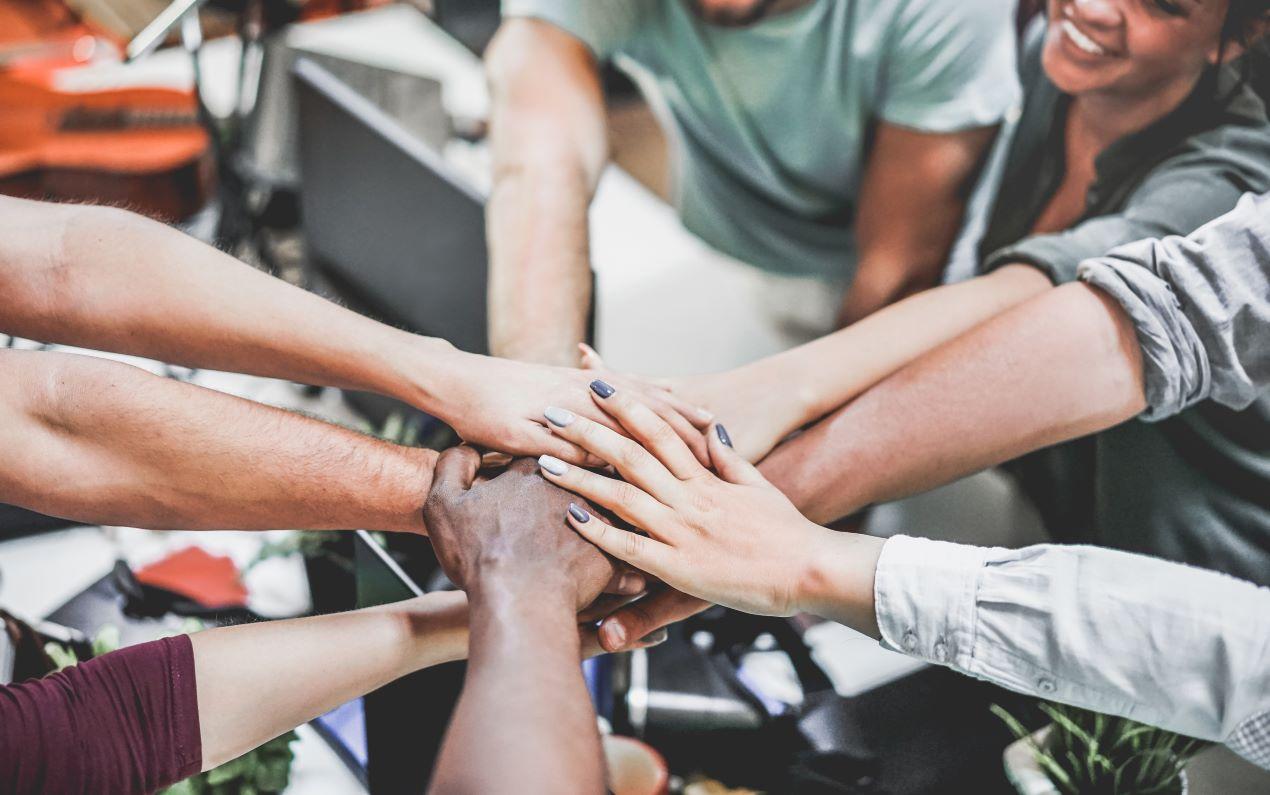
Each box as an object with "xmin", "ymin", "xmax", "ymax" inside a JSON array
[{"xmin": 484, "ymin": 0, "xmax": 1020, "ymax": 366}]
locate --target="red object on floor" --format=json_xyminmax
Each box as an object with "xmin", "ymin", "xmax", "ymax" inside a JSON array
[{"xmin": 134, "ymin": 547, "xmax": 248, "ymax": 609}]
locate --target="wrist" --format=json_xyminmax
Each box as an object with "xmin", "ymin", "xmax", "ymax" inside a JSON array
[
  {"xmin": 793, "ymin": 528, "xmax": 885, "ymax": 637},
  {"xmin": 394, "ymin": 591, "xmax": 471, "ymax": 670},
  {"xmin": 384, "ymin": 446, "xmax": 437, "ymax": 534},
  {"xmin": 387, "ymin": 333, "xmax": 466, "ymax": 417},
  {"xmin": 469, "ymin": 565, "xmax": 576, "ymax": 610}
]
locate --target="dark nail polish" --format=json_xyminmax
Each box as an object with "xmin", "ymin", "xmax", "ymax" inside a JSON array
[
  {"xmin": 568, "ymin": 503, "xmax": 591, "ymax": 523},
  {"xmin": 589, "ymin": 379, "xmax": 616, "ymax": 399},
  {"xmin": 716, "ymin": 423, "xmax": 733, "ymax": 448},
  {"xmin": 639, "ymin": 629, "xmax": 668, "ymax": 645}
]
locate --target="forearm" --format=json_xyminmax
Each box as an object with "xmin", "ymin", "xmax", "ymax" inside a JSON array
[
  {"xmin": 0, "ymin": 197, "xmax": 461, "ymax": 411},
  {"xmin": 484, "ymin": 20, "xmax": 607, "ymax": 366},
  {"xmin": 741, "ymin": 265, "xmax": 1051, "ymax": 431},
  {"xmin": 195, "ymin": 591, "xmax": 469, "ymax": 770},
  {"xmin": 0, "ymin": 349, "xmax": 434, "ymax": 532},
  {"xmin": 486, "ymin": 164, "xmax": 595, "ymax": 365},
  {"xmin": 431, "ymin": 580, "xmax": 603, "ymax": 794},
  {"xmin": 761, "ymin": 282, "xmax": 1146, "ymax": 522}
]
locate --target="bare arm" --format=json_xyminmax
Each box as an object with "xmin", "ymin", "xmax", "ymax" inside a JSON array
[
  {"xmin": 431, "ymin": 581, "xmax": 599, "ymax": 794},
  {"xmin": 196, "ymin": 592, "xmax": 469, "ymax": 770},
  {"xmin": 0, "ymin": 348, "xmax": 434, "ymax": 532},
  {"xmin": 0, "ymin": 196, "xmax": 455, "ymax": 410},
  {"xmin": 0, "ymin": 195, "xmax": 708, "ymax": 462},
  {"xmin": 675, "ymin": 264, "xmax": 1051, "ymax": 462},
  {"xmin": 839, "ymin": 123, "xmax": 999, "ymax": 325},
  {"xmin": 424, "ymin": 449, "xmax": 608, "ymax": 794},
  {"xmin": 761, "ymin": 282, "xmax": 1147, "ymax": 523},
  {"xmin": 485, "ymin": 19, "xmax": 609, "ymax": 366}
]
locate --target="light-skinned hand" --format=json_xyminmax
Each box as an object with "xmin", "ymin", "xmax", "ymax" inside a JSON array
[
  {"xmin": 435, "ymin": 349, "xmax": 713, "ymax": 466},
  {"xmin": 534, "ymin": 382, "xmax": 884, "ymax": 641}
]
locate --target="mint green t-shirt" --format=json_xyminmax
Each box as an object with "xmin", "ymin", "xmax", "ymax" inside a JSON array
[{"xmin": 502, "ymin": 0, "xmax": 1020, "ymax": 281}]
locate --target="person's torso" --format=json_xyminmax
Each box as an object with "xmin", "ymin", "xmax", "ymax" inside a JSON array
[
  {"xmin": 615, "ymin": 0, "xmax": 907, "ymax": 279},
  {"xmin": 980, "ymin": 25, "xmax": 1270, "ymax": 583}
]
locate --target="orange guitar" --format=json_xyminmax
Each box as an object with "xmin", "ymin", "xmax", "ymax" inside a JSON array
[{"xmin": 0, "ymin": 0, "xmax": 212, "ymax": 221}]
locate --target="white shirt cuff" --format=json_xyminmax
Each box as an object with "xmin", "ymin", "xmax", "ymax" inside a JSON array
[{"xmin": 873, "ymin": 535, "xmax": 989, "ymax": 670}]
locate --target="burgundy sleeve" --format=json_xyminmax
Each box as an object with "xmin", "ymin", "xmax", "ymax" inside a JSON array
[{"xmin": 0, "ymin": 634, "xmax": 202, "ymax": 795}]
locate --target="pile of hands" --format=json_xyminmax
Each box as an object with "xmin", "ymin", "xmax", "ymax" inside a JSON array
[{"xmin": 423, "ymin": 344, "xmax": 833, "ymax": 654}]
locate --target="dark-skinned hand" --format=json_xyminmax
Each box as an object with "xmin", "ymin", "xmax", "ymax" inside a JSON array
[{"xmin": 423, "ymin": 448, "xmax": 636, "ymax": 611}]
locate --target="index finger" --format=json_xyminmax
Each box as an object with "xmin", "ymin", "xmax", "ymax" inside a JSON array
[{"xmin": 588, "ymin": 381, "xmax": 707, "ymax": 480}]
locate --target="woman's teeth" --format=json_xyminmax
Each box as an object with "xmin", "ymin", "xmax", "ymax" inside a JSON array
[{"xmin": 1062, "ymin": 19, "xmax": 1109, "ymax": 56}]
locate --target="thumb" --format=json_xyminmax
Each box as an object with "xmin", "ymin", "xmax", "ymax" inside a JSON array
[
  {"xmin": 578, "ymin": 342, "xmax": 606, "ymax": 371},
  {"xmin": 430, "ymin": 444, "xmax": 481, "ymax": 499},
  {"xmin": 707, "ymin": 423, "xmax": 766, "ymax": 486}
]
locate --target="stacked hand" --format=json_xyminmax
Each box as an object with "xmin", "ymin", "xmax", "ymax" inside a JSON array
[
  {"xmin": 533, "ymin": 379, "xmax": 879, "ymax": 650},
  {"xmin": 423, "ymin": 451, "xmax": 642, "ymax": 610},
  {"xmin": 577, "ymin": 344, "xmax": 810, "ymax": 465},
  {"xmin": 432, "ymin": 349, "xmax": 714, "ymax": 466}
]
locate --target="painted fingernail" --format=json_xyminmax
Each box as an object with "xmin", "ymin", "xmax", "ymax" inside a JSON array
[
  {"xmin": 544, "ymin": 406, "xmax": 576, "ymax": 427},
  {"xmin": 716, "ymin": 423, "xmax": 733, "ymax": 448},
  {"xmin": 538, "ymin": 454, "xmax": 568, "ymax": 476},
  {"xmin": 590, "ymin": 379, "xmax": 616, "ymax": 399},
  {"xmin": 603, "ymin": 620, "xmax": 627, "ymax": 649},
  {"xmin": 617, "ymin": 572, "xmax": 644, "ymax": 594},
  {"xmin": 568, "ymin": 502, "xmax": 590, "ymax": 523},
  {"xmin": 639, "ymin": 628, "xmax": 668, "ymax": 646}
]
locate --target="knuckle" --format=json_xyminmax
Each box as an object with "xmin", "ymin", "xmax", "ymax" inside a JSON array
[
  {"xmin": 611, "ymin": 481, "xmax": 641, "ymax": 511},
  {"xmin": 622, "ymin": 531, "xmax": 646, "ymax": 560}
]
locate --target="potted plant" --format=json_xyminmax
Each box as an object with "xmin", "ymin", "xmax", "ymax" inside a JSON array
[{"xmin": 993, "ymin": 702, "xmax": 1207, "ymax": 795}]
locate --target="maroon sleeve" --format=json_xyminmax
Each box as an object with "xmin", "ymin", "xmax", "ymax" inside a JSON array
[{"xmin": 0, "ymin": 634, "xmax": 202, "ymax": 795}]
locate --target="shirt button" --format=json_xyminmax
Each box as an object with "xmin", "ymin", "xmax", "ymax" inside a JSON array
[
  {"xmin": 933, "ymin": 639, "xmax": 949, "ymax": 663},
  {"xmin": 1038, "ymin": 678, "xmax": 1056, "ymax": 694},
  {"xmin": 902, "ymin": 631, "xmax": 918, "ymax": 652}
]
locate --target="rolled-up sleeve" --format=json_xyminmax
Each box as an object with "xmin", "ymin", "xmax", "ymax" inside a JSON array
[
  {"xmin": 1076, "ymin": 191, "xmax": 1270, "ymax": 420},
  {"xmin": 874, "ymin": 535, "xmax": 1270, "ymax": 764}
]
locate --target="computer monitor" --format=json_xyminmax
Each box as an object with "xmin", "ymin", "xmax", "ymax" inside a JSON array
[
  {"xmin": 293, "ymin": 57, "xmax": 489, "ymax": 355},
  {"xmin": 311, "ymin": 531, "xmax": 464, "ymax": 793}
]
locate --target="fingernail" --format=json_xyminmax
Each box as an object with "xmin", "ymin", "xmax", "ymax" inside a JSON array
[
  {"xmin": 697, "ymin": 406, "xmax": 714, "ymax": 421},
  {"xmin": 590, "ymin": 379, "xmax": 616, "ymax": 399},
  {"xmin": 639, "ymin": 629, "xmax": 668, "ymax": 646},
  {"xmin": 544, "ymin": 406, "xmax": 576, "ymax": 427},
  {"xmin": 538, "ymin": 454, "xmax": 568, "ymax": 476},
  {"xmin": 716, "ymin": 423, "xmax": 733, "ymax": 448},
  {"xmin": 617, "ymin": 572, "xmax": 644, "ymax": 595},
  {"xmin": 567, "ymin": 502, "xmax": 590, "ymax": 523},
  {"xmin": 603, "ymin": 620, "xmax": 627, "ymax": 650}
]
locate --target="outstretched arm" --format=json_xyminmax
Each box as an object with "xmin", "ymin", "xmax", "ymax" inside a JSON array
[
  {"xmin": 424, "ymin": 450, "xmax": 609, "ymax": 794},
  {"xmin": 0, "ymin": 196, "xmax": 706, "ymax": 463},
  {"xmin": 485, "ymin": 19, "xmax": 609, "ymax": 366},
  {"xmin": 0, "ymin": 348, "xmax": 434, "ymax": 532},
  {"xmin": 759, "ymin": 281, "xmax": 1146, "ymax": 523},
  {"xmin": 0, "ymin": 592, "xmax": 469, "ymax": 794},
  {"xmin": 537, "ymin": 387, "xmax": 1270, "ymax": 761},
  {"xmin": 671, "ymin": 264, "xmax": 1051, "ymax": 462}
]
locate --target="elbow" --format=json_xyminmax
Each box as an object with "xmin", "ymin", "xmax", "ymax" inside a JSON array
[{"xmin": 1056, "ymin": 283, "xmax": 1149, "ymax": 422}]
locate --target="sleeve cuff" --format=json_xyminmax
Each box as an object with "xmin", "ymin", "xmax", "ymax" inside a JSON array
[
  {"xmin": 1077, "ymin": 248, "xmax": 1210, "ymax": 421},
  {"xmin": 874, "ymin": 535, "xmax": 990, "ymax": 671}
]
